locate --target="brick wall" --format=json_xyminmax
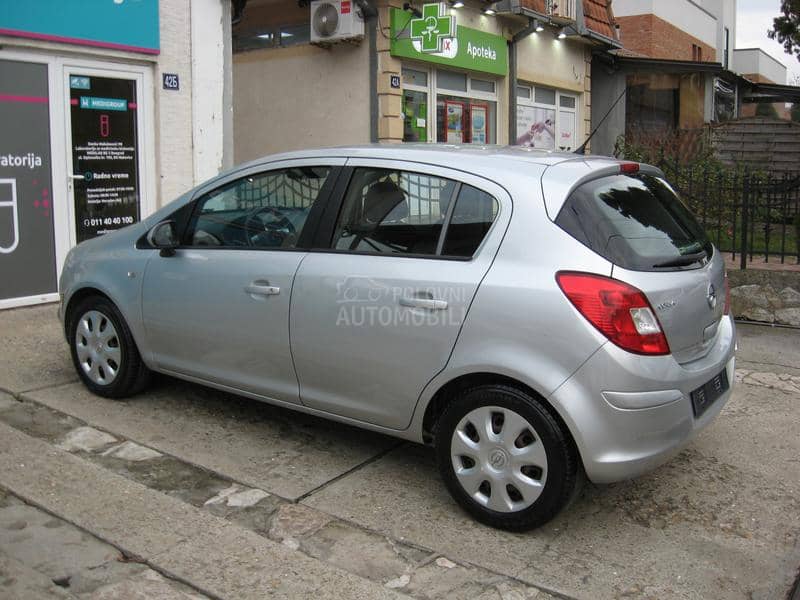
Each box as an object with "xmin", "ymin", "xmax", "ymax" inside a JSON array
[{"xmin": 616, "ymin": 14, "xmax": 716, "ymax": 62}]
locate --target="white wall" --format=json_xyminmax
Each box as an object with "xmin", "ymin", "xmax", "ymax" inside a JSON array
[
  {"xmin": 190, "ymin": 0, "xmax": 226, "ymax": 183},
  {"xmin": 734, "ymin": 48, "xmax": 788, "ymax": 84},
  {"xmin": 613, "ymin": 0, "xmax": 718, "ymax": 48}
]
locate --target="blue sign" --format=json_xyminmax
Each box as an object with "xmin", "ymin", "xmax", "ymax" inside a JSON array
[
  {"xmin": 0, "ymin": 1, "xmax": 159, "ymax": 54},
  {"xmin": 70, "ymin": 76, "xmax": 90, "ymax": 90},
  {"xmin": 79, "ymin": 97, "xmax": 128, "ymax": 112}
]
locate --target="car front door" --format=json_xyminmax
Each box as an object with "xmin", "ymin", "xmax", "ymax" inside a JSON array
[
  {"xmin": 141, "ymin": 159, "xmax": 343, "ymax": 404},
  {"xmin": 290, "ymin": 160, "xmax": 510, "ymax": 429}
]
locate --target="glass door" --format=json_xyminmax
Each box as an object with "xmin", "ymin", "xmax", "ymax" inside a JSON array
[{"xmin": 64, "ymin": 67, "xmax": 145, "ymax": 245}]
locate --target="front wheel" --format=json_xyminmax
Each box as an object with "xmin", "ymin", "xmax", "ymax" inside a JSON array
[
  {"xmin": 435, "ymin": 384, "xmax": 579, "ymax": 531},
  {"xmin": 68, "ymin": 295, "xmax": 151, "ymax": 398}
]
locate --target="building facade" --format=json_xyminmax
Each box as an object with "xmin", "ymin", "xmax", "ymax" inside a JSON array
[
  {"xmin": 590, "ymin": 0, "xmax": 799, "ymax": 155},
  {"xmin": 232, "ymin": 0, "xmax": 618, "ymax": 163},
  {"xmin": 0, "ymin": 0, "xmax": 232, "ymax": 309}
]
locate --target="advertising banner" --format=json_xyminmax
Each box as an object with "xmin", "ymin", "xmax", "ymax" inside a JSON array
[
  {"xmin": 69, "ymin": 74, "xmax": 140, "ymax": 244},
  {"xmin": 515, "ymin": 105, "xmax": 556, "ymax": 150},
  {"xmin": 471, "ymin": 104, "xmax": 488, "ymax": 144},
  {"xmin": 390, "ymin": 4, "xmax": 508, "ymax": 76},
  {"xmin": 0, "ymin": 1, "xmax": 159, "ymax": 54},
  {"xmin": 445, "ymin": 101, "xmax": 464, "ymax": 143},
  {"xmin": 0, "ymin": 60, "xmax": 57, "ymax": 301}
]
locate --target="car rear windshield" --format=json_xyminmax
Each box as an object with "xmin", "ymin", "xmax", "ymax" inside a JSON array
[{"xmin": 555, "ymin": 173, "xmax": 712, "ymax": 271}]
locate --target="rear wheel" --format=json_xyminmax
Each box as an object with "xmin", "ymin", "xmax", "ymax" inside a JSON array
[
  {"xmin": 435, "ymin": 384, "xmax": 579, "ymax": 531},
  {"xmin": 68, "ymin": 295, "xmax": 151, "ymax": 398}
]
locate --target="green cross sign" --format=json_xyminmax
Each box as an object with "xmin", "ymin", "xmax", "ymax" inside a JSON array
[{"xmin": 409, "ymin": 3, "xmax": 454, "ymax": 53}]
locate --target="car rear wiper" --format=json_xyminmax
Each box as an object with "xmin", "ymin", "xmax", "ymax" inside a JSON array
[{"xmin": 652, "ymin": 251, "xmax": 707, "ymax": 268}]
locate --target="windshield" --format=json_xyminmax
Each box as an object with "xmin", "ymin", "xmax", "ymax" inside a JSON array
[{"xmin": 555, "ymin": 173, "xmax": 712, "ymax": 271}]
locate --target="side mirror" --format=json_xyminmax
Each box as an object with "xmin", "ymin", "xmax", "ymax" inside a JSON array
[{"xmin": 147, "ymin": 220, "xmax": 179, "ymax": 257}]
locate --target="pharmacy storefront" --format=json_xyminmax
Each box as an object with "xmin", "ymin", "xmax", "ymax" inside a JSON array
[{"xmin": 390, "ymin": 4, "xmax": 508, "ymax": 144}]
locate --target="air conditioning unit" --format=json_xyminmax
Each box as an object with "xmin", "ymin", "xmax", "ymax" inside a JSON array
[{"xmin": 310, "ymin": 0, "xmax": 365, "ymax": 45}]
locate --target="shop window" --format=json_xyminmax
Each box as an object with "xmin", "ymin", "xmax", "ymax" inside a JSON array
[
  {"xmin": 437, "ymin": 70, "xmax": 468, "ymax": 92},
  {"xmin": 402, "ymin": 68, "xmax": 428, "ymax": 87},
  {"xmin": 471, "ymin": 79, "xmax": 495, "ymax": 94},
  {"xmin": 400, "ymin": 68, "xmax": 499, "ymax": 145},
  {"xmin": 516, "ymin": 83, "xmax": 578, "ymax": 151},
  {"xmin": 232, "ymin": 2, "xmax": 310, "ymax": 53},
  {"xmin": 436, "ymin": 96, "xmax": 496, "ymax": 144},
  {"xmin": 535, "ymin": 87, "xmax": 556, "ymax": 105}
]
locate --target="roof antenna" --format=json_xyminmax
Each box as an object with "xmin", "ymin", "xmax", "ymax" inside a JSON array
[{"xmin": 574, "ymin": 87, "xmax": 626, "ymax": 155}]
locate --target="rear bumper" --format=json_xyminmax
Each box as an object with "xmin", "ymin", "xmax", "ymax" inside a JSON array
[{"xmin": 549, "ymin": 315, "xmax": 736, "ymax": 484}]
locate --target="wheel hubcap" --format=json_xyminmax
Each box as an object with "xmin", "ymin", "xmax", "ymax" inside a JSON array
[
  {"xmin": 451, "ymin": 405, "xmax": 548, "ymax": 513},
  {"xmin": 74, "ymin": 310, "xmax": 121, "ymax": 386}
]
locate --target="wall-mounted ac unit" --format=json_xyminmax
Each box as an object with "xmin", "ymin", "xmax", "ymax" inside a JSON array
[{"xmin": 310, "ymin": 0, "xmax": 365, "ymax": 45}]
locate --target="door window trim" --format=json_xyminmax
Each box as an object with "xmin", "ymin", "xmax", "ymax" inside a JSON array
[
  {"xmin": 312, "ymin": 159, "xmax": 505, "ymax": 262},
  {"xmin": 141, "ymin": 161, "xmax": 346, "ymax": 252}
]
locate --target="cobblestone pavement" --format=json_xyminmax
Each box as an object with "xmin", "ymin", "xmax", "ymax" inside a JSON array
[{"xmin": 1, "ymin": 305, "xmax": 799, "ymax": 600}]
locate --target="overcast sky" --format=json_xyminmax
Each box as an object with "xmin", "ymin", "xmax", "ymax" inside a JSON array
[{"xmin": 736, "ymin": 0, "xmax": 799, "ymax": 84}]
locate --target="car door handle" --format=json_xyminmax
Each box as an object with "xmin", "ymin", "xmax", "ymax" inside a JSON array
[
  {"xmin": 399, "ymin": 296, "xmax": 448, "ymax": 310},
  {"xmin": 245, "ymin": 282, "xmax": 280, "ymax": 296}
]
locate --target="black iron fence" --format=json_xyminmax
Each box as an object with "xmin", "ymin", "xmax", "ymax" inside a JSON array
[{"xmin": 655, "ymin": 159, "xmax": 800, "ymax": 269}]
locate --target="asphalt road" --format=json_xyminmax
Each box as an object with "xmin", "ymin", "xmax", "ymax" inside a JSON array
[{"xmin": 0, "ymin": 305, "xmax": 798, "ymax": 600}]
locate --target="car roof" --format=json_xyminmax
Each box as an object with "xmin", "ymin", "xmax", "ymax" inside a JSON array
[{"xmin": 234, "ymin": 144, "xmax": 622, "ymax": 181}]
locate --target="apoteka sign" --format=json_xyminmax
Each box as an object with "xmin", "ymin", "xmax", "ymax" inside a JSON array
[
  {"xmin": 390, "ymin": 3, "xmax": 508, "ymax": 76},
  {"xmin": 409, "ymin": 3, "xmax": 455, "ymax": 53}
]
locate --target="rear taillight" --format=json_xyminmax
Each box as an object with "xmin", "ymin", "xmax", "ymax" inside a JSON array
[
  {"xmin": 556, "ymin": 271, "xmax": 670, "ymax": 356},
  {"xmin": 723, "ymin": 272, "xmax": 730, "ymax": 315}
]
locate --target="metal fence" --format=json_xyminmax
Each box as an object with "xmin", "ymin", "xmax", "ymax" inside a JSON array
[{"xmin": 655, "ymin": 159, "xmax": 800, "ymax": 269}]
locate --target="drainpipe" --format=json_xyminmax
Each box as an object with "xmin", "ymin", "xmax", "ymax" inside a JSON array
[
  {"xmin": 356, "ymin": 0, "xmax": 379, "ymax": 143},
  {"xmin": 368, "ymin": 18, "xmax": 378, "ymax": 142},
  {"xmin": 508, "ymin": 19, "xmax": 540, "ymax": 143}
]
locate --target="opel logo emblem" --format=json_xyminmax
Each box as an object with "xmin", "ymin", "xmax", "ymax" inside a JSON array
[
  {"xmin": 707, "ymin": 283, "xmax": 717, "ymax": 309},
  {"xmin": 489, "ymin": 448, "xmax": 508, "ymax": 470}
]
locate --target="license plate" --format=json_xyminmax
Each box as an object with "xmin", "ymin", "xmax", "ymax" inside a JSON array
[{"xmin": 691, "ymin": 369, "xmax": 729, "ymax": 417}]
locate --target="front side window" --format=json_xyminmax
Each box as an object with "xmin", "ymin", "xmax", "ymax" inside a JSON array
[
  {"xmin": 185, "ymin": 166, "xmax": 331, "ymax": 248},
  {"xmin": 332, "ymin": 168, "xmax": 498, "ymax": 258}
]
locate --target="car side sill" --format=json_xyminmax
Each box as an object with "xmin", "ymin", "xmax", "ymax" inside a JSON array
[{"xmin": 157, "ymin": 368, "xmax": 423, "ymax": 443}]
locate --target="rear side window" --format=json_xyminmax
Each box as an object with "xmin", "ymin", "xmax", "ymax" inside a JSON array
[
  {"xmin": 555, "ymin": 173, "xmax": 711, "ymax": 271},
  {"xmin": 332, "ymin": 168, "xmax": 498, "ymax": 258}
]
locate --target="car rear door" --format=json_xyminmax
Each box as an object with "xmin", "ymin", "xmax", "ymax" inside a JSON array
[
  {"xmin": 141, "ymin": 159, "xmax": 343, "ymax": 404},
  {"xmin": 289, "ymin": 160, "xmax": 511, "ymax": 429}
]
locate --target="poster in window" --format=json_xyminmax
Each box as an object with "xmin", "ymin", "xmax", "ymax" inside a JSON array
[
  {"xmin": 558, "ymin": 110, "xmax": 575, "ymax": 151},
  {"xmin": 515, "ymin": 105, "xmax": 556, "ymax": 150},
  {"xmin": 470, "ymin": 104, "xmax": 488, "ymax": 144},
  {"xmin": 0, "ymin": 59, "xmax": 57, "ymax": 301},
  {"xmin": 445, "ymin": 100, "xmax": 464, "ymax": 143},
  {"xmin": 69, "ymin": 74, "xmax": 140, "ymax": 244}
]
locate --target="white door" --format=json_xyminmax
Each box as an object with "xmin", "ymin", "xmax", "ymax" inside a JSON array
[{"xmin": 62, "ymin": 63, "xmax": 154, "ymax": 248}]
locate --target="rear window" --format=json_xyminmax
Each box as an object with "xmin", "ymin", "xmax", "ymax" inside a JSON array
[{"xmin": 555, "ymin": 173, "xmax": 712, "ymax": 271}]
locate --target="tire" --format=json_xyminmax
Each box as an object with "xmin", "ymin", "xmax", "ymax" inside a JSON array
[
  {"xmin": 435, "ymin": 384, "xmax": 579, "ymax": 531},
  {"xmin": 67, "ymin": 295, "xmax": 151, "ymax": 399}
]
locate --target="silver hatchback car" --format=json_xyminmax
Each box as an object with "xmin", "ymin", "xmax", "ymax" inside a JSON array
[{"xmin": 59, "ymin": 145, "xmax": 735, "ymax": 531}]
